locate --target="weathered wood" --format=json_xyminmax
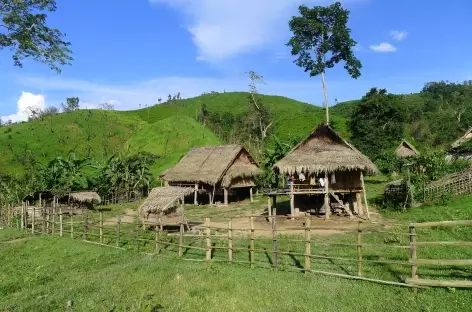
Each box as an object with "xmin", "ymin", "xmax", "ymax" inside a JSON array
[
  {"xmin": 116, "ymin": 215, "xmax": 121, "ymax": 247},
  {"xmin": 267, "ymin": 197, "xmax": 272, "ymax": 219},
  {"xmin": 290, "ymin": 182, "xmax": 295, "ymax": 220},
  {"xmin": 224, "ymin": 188, "xmax": 229, "ymax": 206},
  {"xmin": 250, "ymin": 216, "xmax": 255, "ymax": 267},
  {"xmin": 409, "ymin": 225, "xmax": 417, "ymax": 280},
  {"xmin": 20, "ymin": 203, "xmax": 24, "ymax": 230},
  {"xmin": 411, "ymin": 259, "xmax": 472, "ymax": 266},
  {"xmin": 52, "ymin": 205, "xmax": 56, "ymax": 235},
  {"xmin": 355, "ymin": 192, "xmax": 363, "ymax": 216},
  {"xmin": 414, "ymin": 241, "xmax": 472, "ymax": 247},
  {"xmin": 406, "ymin": 278, "xmax": 472, "ymax": 288},
  {"xmin": 272, "ymin": 208, "xmax": 278, "ymax": 270},
  {"xmin": 59, "ymin": 206, "xmax": 63, "ymax": 237},
  {"xmin": 154, "ymin": 214, "xmax": 160, "ymax": 253},
  {"xmin": 228, "ymin": 219, "xmax": 233, "ymax": 264},
  {"xmin": 205, "ymin": 217, "xmax": 211, "ymax": 261},
  {"xmin": 249, "ymin": 187, "xmax": 254, "ymax": 203},
  {"xmin": 304, "ymin": 216, "xmax": 311, "ymax": 275},
  {"xmin": 99, "ymin": 212, "xmax": 104, "ymax": 244},
  {"xmin": 31, "ymin": 206, "xmax": 35, "ymax": 234},
  {"xmin": 179, "ymin": 222, "xmax": 184, "ymax": 257},
  {"xmin": 411, "ymin": 220, "xmax": 472, "ymax": 228},
  {"xmin": 357, "ymin": 221, "xmax": 363, "ymax": 277},
  {"xmin": 194, "ymin": 183, "xmax": 198, "ymax": 205},
  {"xmin": 360, "ymin": 171, "xmax": 370, "ymax": 220}
]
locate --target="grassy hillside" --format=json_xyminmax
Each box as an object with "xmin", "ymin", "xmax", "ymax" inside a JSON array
[{"xmin": 127, "ymin": 115, "xmax": 220, "ymax": 174}]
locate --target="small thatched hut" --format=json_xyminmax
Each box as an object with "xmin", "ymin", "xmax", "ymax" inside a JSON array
[
  {"xmin": 395, "ymin": 139, "xmax": 419, "ymax": 158},
  {"xmin": 69, "ymin": 191, "xmax": 101, "ymax": 207},
  {"xmin": 138, "ymin": 186, "xmax": 194, "ymax": 218},
  {"xmin": 448, "ymin": 127, "xmax": 472, "ymax": 160},
  {"xmin": 272, "ymin": 123, "xmax": 378, "ymax": 219},
  {"xmin": 161, "ymin": 145, "xmax": 262, "ymax": 205}
]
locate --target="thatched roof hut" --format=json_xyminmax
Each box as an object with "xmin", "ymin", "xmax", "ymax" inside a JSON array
[
  {"xmin": 138, "ymin": 186, "xmax": 194, "ymax": 216},
  {"xmin": 395, "ymin": 139, "xmax": 419, "ymax": 158},
  {"xmin": 274, "ymin": 123, "xmax": 378, "ymax": 175},
  {"xmin": 69, "ymin": 191, "xmax": 101, "ymax": 205},
  {"xmin": 451, "ymin": 127, "xmax": 472, "ymax": 150},
  {"xmin": 161, "ymin": 145, "xmax": 262, "ymax": 188}
]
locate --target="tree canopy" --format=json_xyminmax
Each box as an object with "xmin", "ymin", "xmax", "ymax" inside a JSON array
[{"xmin": 0, "ymin": 0, "xmax": 72, "ymax": 72}]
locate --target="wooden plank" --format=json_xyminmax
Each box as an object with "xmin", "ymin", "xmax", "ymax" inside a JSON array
[
  {"xmin": 411, "ymin": 220, "xmax": 472, "ymax": 228},
  {"xmin": 406, "ymin": 278, "xmax": 472, "ymax": 288},
  {"xmin": 411, "ymin": 259, "xmax": 472, "ymax": 266}
]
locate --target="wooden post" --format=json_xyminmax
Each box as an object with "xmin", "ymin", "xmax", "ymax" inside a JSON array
[
  {"xmin": 228, "ymin": 219, "xmax": 233, "ymax": 264},
  {"xmin": 305, "ymin": 216, "xmax": 311, "ymax": 274},
  {"xmin": 409, "ymin": 225, "xmax": 417, "ymax": 280},
  {"xmin": 31, "ymin": 206, "xmax": 35, "ymax": 234},
  {"xmin": 116, "ymin": 215, "xmax": 121, "ymax": 247},
  {"xmin": 224, "ymin": 188, "xmax": 229, "ymax": 206},
  {"xmin": 39, "ymin": 193, "xmax": 42, "ymax": 208},
  {"xmin": 41, "ymin": 207, "xmax": 46, "ymax": 234},
  {"xmin": 154, "ymin": 214, "xmax": 160, "ymax": 253},
  {"xmin": 267, "ymin": 197, "xmax": 272, "ymax": 220},
  {"xmin": 272, "ymin": 208, "xmax": 278, "ymax": 270},
  {"xmin": 250, "ymin": 216, "xmax": 255, "ymax": 267},
  {"xmin": 59, "ymin": 206, "xmax": 63, "ymax": 237},
  {"xmin": 249, "ymin": 187, "xmax": 254, "ymax": 203},
  {"xmin": 70, "ymin": 206, "xmax": 74, "ymax": 239},
  {"xmin": 208, "ymin": 192, "xmax": 212, "ymax": 206},
  {"xmin": 357, "ymin": 221, "xmax": 363, "ymax": 276},
  {"xmin": 205, "ymin": 217, "xmax": 211, "ymax": 261},
  {"xmin": 52, "ymin": 205, "xmax": 56, "ymax": 236},
  {"xmin": 178, "ymin": 222, "xmax": 184, "ymax": 257},
  {"xmin": 46, "ymin": 206, "xmax": 50, "ymax": 234},
  {"xmin": 83, "ymin": 209, "xmax": 88, "ymax": 241},
  {"xmin": 360, "ymin": 172, "xmax": 370, "ymax": 220},
  {"xmin": 356, "ymin": 193, "xmax": 364, "ymax": 217},
  {"xmin": 290, "ymin": 182, "xmax": 295, "ymax": 220},
  {"xmin": 99, "ymin": 212, "xmax": 104, "ymax": 244},
  {"xmin": 194, "ymin": 183, "xmax": 198, "ymax": 205},
  {"xmin": 324, "ymin": 172, "xmax": 330, "ymax": 220},
  {"xmin": 20, "ymin": 202, "xmax": 24, "ymax": 230},
  {"xmin": 135, "ymin": 216, "xmax": 139, "ymax": 252}
]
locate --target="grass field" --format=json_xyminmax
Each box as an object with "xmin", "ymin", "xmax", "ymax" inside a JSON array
[{"xmin": 2, "ymin": 192, "xmax": 472, "ymax": 311}]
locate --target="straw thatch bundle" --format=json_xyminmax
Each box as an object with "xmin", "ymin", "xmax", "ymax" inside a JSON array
[
  {"xmin": 161, "ymin": 145, "xmax": 261, "ymax": 186},
  {"xmin": 138, "ymin": 186, "xmax": 194, "ymax": 216},
  {"xmin": 274, "ymin": 123, "xmax": 378, "ymax": 175},
  {"xmin": 395, "ymin": 139, "xmax": 419, "ymax": 158},
  {"xmin": 69, "ymin": 191, "xmax": 101, "ymax": 204}
]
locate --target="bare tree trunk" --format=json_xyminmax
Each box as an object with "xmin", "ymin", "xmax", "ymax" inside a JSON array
[{"xmin": 321, "ymin": 71, "xmax": 329, "ymax": 125}]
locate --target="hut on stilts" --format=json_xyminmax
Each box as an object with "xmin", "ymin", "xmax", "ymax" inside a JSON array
[
  {"xmin": 160, "ymin": 145, "xmax": 262, "ymax": 205},
  {"xmin": 270, "ymin": 123, "xmax": 378, "ymax": 220},
  {"xmin": 395, "ymin": 139, "xmax": 419, "ymax": 158}
]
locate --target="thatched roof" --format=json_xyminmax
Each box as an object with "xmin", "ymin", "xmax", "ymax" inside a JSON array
[
  {"xmin": 395, "ymin": 139, "xmax": 419, "ymax": 158},
  {"xmin": 138, "ymin": 186, "xmax": 194, "ymax": 216},
  {"xmin": 274, "ymin": 123, "xmax": 378, "ymax": 175},
  {"xmin": 69, "ymin": 191, "xmax": 101, "ymax": 204},
  {"xmin": 161, "ymin": 145, "xmax": 261, "ymax": 186},
  {"xmin": 450, "ymin": 127, "xmax": 472, "ymax": 150}
]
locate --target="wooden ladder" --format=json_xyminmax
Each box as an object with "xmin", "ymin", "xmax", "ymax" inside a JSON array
[{"xmin": 329, "ymin": 191, "xmax": 353, "ymax": 218}]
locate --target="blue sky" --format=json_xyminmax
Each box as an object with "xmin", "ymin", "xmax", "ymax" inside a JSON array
[{"xmin": 1, "ymin": 0, "xmax": 471, "ymax": 121}]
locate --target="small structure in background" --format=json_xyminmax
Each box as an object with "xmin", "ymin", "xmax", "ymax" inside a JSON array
[
  {"xmin": 447, "ymin": 127, "xmax": 472, "ymax": 160},
  {"xmin": 138, "ymin": 186, "xmax": 194, "ymax": 219},
  {"xmin": 270, "ymin": 123, "xmax": 378, "ymax": 220},
  {"xmin": 69, "ymin": 191, "xmax": 101, "ymax": 209},
  {"xmin": 395, "ymin": 139, "xmax": 420, "ymax": 158},
  {"xmin": 160, "ymin": 145, "xmax": 262, "ymax": 205}
]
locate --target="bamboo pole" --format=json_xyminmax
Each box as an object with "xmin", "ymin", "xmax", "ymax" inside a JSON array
[
  {"xmin": 205, "ymin": 217, "xmax": 211, "ymax": 261},
  {"xmin": 324, "ymin": 172, "xmax": 330, "ymax": 220},
  {"xmin": 41, "ymin": 207, "xmax": 45, "ymax": 234},
  {"xmin": 99, "ymin": 212, "xmax": 104, "ymax": 244},
  {"xmin": 409, "ymin": 225, "xmax": 417, "ymax": 280},
  {"xmin": 360, "ymin": 172, "xmax": 370, "ymax": 220},
  {"xmin": 357, "ymin": 221, "xmax": 363, "ymax": 277},
  {"xmin": 59, "ymin": 206, "xmax": 63, "ymax": 237},
  {"xmin": 154, "ymin": 214, "xmax": 160, "ymax": 253},
  {"xmin": 272, "ymin": 208, "xmax": 278, "ymax": 270},
  {"xmin": 290, "ymin": 183, "xmax": 295, "ymax": 220},
  {"xmin": 116, "ymin": 215, "xmax": 121, "ymax": 248},
  {"xmin": 52, "ymin": 205, "xmax": 56, "ymax": 235},
  {"xmin": 412, "ymin": 220, "xmax": 472, "ymax": 228},
  {"xmin": 46, "ymin": 206, "xmax": 50, "ymax": 234},
  {"xmin": 250, "ymin": 216, "xmax": 255, "ymax": 268},
  {"xmin": 304, "ymin": 216, "xmax": 311, "ymax": 275},
  {"xmin": 20, "ymin": 202, "xmax": 24, "ymax": 230},
  {"xmin": 178, "ymin": 222, "xmax": 184, "ymax": 257},
  {"xmin": 406, "ymin": 278, "xmax": 472, "ymax": 288},
  {"xmin": 31, "ymin": 206, "xmax": 35, "ymax": 234},
  {"xmin": 228, "ymin": 219, "xmax": 233, "ymax": 264}
]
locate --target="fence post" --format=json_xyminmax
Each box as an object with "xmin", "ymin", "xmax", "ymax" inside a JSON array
[
  {"xmin": 154, "ymin": 214, "xmax": 160, "ymax": 253},
  {"xmin": 272, "ymin": 208, "xmax": 278, "ymax": 270},
  {"xmin": 70, "ymin": 207, "xmax": 74, "ymax": 239},
  {"xmin": 116, "ymin": 215, "xmax": 121, "ymax": 248},
  {"xmin": 205, "ymin": 217, "xmax": 211, "ymax": 261},
  {"xmin": 250, "ymin": 216, "xmax": 255, "ymax": 268},
  {"xmin": 228, "ymin": 219, "xmax": 233, "ymax": 264},
  {"xmin": 357, "ymin": 221, "xmax": 363, "ymax": 277},
  {"xmin": 99, "ymin": 212, "xmax": 104, "ymax": 244},
  {"xmin": 31, "ymin": 206, "xmax": 35, "ymax": 234},
  {"xmin": 46, "ymin": 207, "xmax": 50, "ymax": 234},
  {"xmin": 409, "ymin": 224, "xmax": 417, "ymax": 280},
  {"xmin": 52, "ymin": 205, "xmax": 56, "ymax": 236},
  {"xmin": 20, "ymin": 203, "xmax": 24, "ymax": 230},
  {"xmin": 178, "ymin": 222, "xmax": 184, "ymax": 257},
  {"xmin": 59, "ymin": 206, "xmax": 63, "ymax": 237},
  {"xmin": 304, "ymin": 216, "xmax": 311, "ymax": 275},
  {"xmin": 135, "ymin": 216, "xmax": 140, "ymax": 252},
  {"xmin": 83, "ymin": 209, "xmax": 88, "ymax": 241}
]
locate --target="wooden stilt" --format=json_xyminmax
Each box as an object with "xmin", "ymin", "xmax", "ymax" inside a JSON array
[
  {"xmin": 267, "ymin": 197, "xmax": 272, "ymax": 219},
  {"xmin": 356, "ymin": 192, "xmax": 363, "ymax": 216},
  {"xmin": 224, "ymin": 188, "xmax": 229, "ymax": 206},
  {"xmin": 290, "ymin": 183, "xmax": 295, "ymax": 220},
  {"xmin": 249, "ymin": 187, "xmax": 254, "ymax": 203},
  {"xmin": 194, "ymin": 183, "xmax": 198, "ymax": 205},
  {"xmin": 324, "ymin": 172, "xmax": 330, "ymax": 220},
  {"xmin": 360, "ymin": 172, "xmax": 370, "ymax": 220}
]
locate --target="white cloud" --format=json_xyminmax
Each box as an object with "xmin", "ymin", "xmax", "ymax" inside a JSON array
[
  {"xmin": 1, "ymin": 92, "xmax": 46, "ymax": 123},
  {"xmin": 369, "ymin": 42, "xmax": 397, "ymax": 53},
  {"xmin": 149, "ymin": 0, "xmax": 361, "ymax": 62},
  {"xmin": 390, "ymin": 30, "xmax": 408, "ymax": 41}
]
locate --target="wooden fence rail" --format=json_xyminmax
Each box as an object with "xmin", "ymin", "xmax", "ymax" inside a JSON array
[{"xmin": 2, "ymin": 206, "xmax": 472, "ymax": 289}]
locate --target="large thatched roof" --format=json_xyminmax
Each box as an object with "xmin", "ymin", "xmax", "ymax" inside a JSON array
[
  {"xmin": 69, "ymin": 191, "xmax": 101, "ymax": 204},
  {"xmin": 395, "ymin": 139, "xmax": 419, "ymax": 158},
  {"xmin": 161, "ymin": 145, "xmax": 261, "ymax": 186},
  {"xmin": 274, "ymin": 123, "xmax": 378, "ymax": 175},
  {"xmin": 138, "ymin": 186, "xmax": 194, "ymax": 216}
]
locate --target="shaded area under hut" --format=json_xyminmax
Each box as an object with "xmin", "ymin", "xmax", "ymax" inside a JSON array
[
  {"xmin": 395, "ymin": 139, "xmax": 420, "ymax": 158},
  {"xmin": 160, "ymin": 145, "xmax": 262, "ymax": 205},
  {"xmin": 270, "ymin": 123, "xmax": 378, "ymax": 220}
]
